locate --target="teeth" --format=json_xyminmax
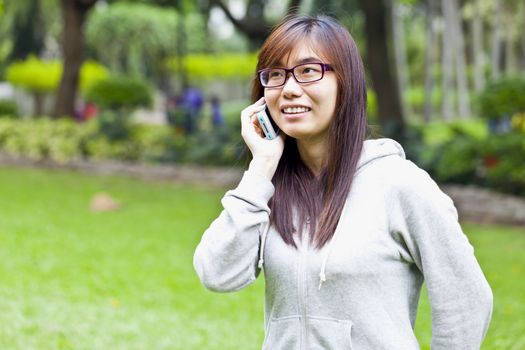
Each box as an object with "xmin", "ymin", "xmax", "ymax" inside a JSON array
[{"xmin": 283, "ymin": 107, "xmax": 310, "ymax": 114}]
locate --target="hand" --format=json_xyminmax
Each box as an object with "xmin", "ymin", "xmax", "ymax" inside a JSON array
[{"xmin": 240, "ymin": 97, "xmax": 286, "ymax": 179}]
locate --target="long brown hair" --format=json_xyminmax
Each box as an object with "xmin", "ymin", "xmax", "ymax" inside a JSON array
[{"xmin": 251, "ymin": 15, "xmax": 367, "ymax": 249}]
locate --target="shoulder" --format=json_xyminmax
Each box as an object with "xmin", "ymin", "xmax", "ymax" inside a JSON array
[{"xmin": 365, "ymin": 154, "xmax": 452, "ymax": 207}]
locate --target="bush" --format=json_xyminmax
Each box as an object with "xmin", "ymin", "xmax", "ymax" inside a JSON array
[
  {"xmin": 182, "ymin": 126, "xmax": 246, "ymax": 166},
  {"xmin": 0, "ymin": 99, "xmax": 19, "ymax": 117},
  {"xmin": 0, "ymin": 117, "xmax": 243, "ymax": 166},
  {"xmin": 6, "ymin": 56, "xmax": 62, "ymax": 94},
  {"xmin": 167, "ymin": 53, "xmax": 258, "ymax": 81},
  {"xmin": 6, "ymin": 56, "xmax": 108, "ymax": 95},
  {"xmin": 0, "ymin": 118, "xmax": 94, "ymax": 163},
  {"xmin": 85, "ymin": 75, "xmax": 153, "ymax": 110},
  {"xmin": 477, "ymin": 76, "xmax": 525, "ymax": 121},
  {"xmin": 427, "ymin": 133, "xmax": 525, "ymax": 196}
]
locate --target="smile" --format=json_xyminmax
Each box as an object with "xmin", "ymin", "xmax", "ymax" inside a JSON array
[{"xmin": 282, "ymin": 106, "xmax": 311, "ymax": 114}]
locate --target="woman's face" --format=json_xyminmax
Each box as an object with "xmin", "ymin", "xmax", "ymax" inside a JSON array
[{"xmin": 264, "ymin": 42, "xmax": 338, "ymax": 142}]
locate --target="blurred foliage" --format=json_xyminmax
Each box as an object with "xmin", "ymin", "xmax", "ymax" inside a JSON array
[
  {"xmin": 477, "ymin": 76, "xmax": 525, "ymax": 121},
  {"xmin": 511, "ymin": 112, "xmax": 525, "ymax": 133},
  {"xmin": 0, "ymin": 117, "xmax": 94, "ymax": 163},
  {"xmin": 367, "ymin": 89, "xmax": 378, "ymax": 122},
  {"xmin": 6, "ymin": 56, "xmax": 60, "ymax": 93},
  {"xmin": 85, "ymin": 75, "xmax": 153, "ymax": 143},
  {"xmin": 406, "ymin": 86, "xmax": 443, "ymax": 116},
  {"xmin": 0, "ymin": 99, "xmax": 18, "ymax": 117},
  {"xmin": 167, "ymin": 53, "xmax": 258, "ymax": 81},
  {"xmin": 421, "ymin": 127, "xmax": 525, "ymax": 197},
  {"xmin": 0, "ymin": 116, "xmax": 244, "ymax": 166},
  {"xmin": 181, "ymin": 125, "xmax": 245, "ymax": 166},
  {"xmin": 6, "ymin": 56, "xmax": 108, "ymax": 94},
  {"xmin": 417, "ymin": 118, "xmax": 488, "ymax": 146},
  {"xmin": 85, "ymin": 75, "xmax": 153, "ymax": 110},
  {"xmin": 86, "ymin": 3, "xmax": 206, "ymax": 79},
  {"xmin": 79, "ymin": 61, "xmax": 109, "ymax": 94}
]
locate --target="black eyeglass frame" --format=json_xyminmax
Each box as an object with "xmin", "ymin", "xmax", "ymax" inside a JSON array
[{"xmin": 257, "ymin": 62, "xmax": 334, "ymax": 88}]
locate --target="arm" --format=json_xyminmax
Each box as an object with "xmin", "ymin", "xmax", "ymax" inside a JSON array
[
  {"xmin": 193, "ymin": 168, "xmax": 274, "ymax": 292},
  {"xmin": 389, "ymin": 160, "xmax": 493, "ymax": 349},
  {"xmin": 194, "ymin": 97, "xmax": 284, "ymax": 292}
]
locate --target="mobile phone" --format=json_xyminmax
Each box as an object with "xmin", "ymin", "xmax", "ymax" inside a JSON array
[{"xmin": 256, "ymin": 105, "xmax": 280, "ymax": 140}]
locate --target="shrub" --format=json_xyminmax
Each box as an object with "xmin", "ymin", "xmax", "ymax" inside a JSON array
[
  {"xmin": 85, "ymin": 75, "xmax": 153, "ymax": 111},
  {"xmin": 167, "ymin": 53, "xmax": 258, "ymax": 81},
  {"xmin": 6, "ymin": 57, "xmax": 108, "ymax": 95},
  {"xmin": 480, "ymin": 133, "xmax": 525, "ymax": 195},
  {"xmin": 0, "ymin": 117, "xmax": 241, "ymax": 166},
  {"xmin": 182, "ymin": 126, "xmax": 246, "ymax": 166},
  {"xmin": 6, "ymin": 56, "xmax": 61, "ymax": 94},
  {"xmin": 0, "ymin": 118, "xmax": 93, "ymax": 163},
  {"xmin": 477, "ymin": 76, "xmax": 525, "ymax": 121},
  {"xmin": 428, "ymin": 133, "xmax": 525, "ymax": 196},
  {"xmin": 0, "ymin": 99, "xmax": 19, "ymax": 117}
]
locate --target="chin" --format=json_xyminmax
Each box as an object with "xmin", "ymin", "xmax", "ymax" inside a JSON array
[{"xmin": 281, "ymin": 129, "xmax": 313, "ymax": 140}]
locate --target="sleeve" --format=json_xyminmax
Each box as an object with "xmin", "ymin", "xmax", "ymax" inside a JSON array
[
  {"xmin": 193, "ymin": 169, "xmax": 274, "ymax": 293},
  {"xmin": 388, "ymin": 160, "xmax": 493, "ymax": 350}
]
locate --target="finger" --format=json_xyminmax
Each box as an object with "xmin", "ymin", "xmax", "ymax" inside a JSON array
[
  {"xmin": 253, "ymin": 96, "xmax": 265, "ymax": 106},
  {"xmin": 241, "ymin": 98, "xmax": 266, "ymax": 118}
]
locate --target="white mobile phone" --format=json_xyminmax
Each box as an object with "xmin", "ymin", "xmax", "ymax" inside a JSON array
[{"xmin": 256, "ymin": 105, "xmax": 280, "ymax": 140}]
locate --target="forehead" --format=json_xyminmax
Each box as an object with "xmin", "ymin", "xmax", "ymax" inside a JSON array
[{"xmin": 278, "ymin": 39, "xmax": 329, "ymax": 67}]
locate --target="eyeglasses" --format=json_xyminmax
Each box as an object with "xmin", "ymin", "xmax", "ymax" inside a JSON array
[{"xmin": 257, "ymin": 62, "xmax": 334, "ymax": 88}]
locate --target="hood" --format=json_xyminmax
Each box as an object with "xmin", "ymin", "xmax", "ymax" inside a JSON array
[{"xmin": 357, "ymin": 138, "xmax": 406, "ymax": 171}]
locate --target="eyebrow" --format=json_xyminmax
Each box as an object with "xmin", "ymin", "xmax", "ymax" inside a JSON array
[{"xmin": 278, "ymin": 56, "xmax": 323, "ymax": 67}]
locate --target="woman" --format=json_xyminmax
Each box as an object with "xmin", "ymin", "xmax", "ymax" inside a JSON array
[{"xmin": 193, "ymin": 14, "xmax": 492, "ymax": 349}]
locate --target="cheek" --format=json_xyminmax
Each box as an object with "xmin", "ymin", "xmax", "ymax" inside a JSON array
[{"xmin": 264, "ymin": 89, "xmax": 280, "ymax": 114}]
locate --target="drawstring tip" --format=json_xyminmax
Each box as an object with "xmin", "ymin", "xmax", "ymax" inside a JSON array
[
  {"xmin": 258, "ymin": 259, "xmax": 264, "ymax": 269},
  {"xmin": 318, "ymin": 272, "xmax": 326, "ymax": 290}
]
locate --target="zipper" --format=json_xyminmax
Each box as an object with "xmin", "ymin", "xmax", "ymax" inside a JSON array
[{"xmin": 298, "ymin": 226, "xmax": 309, "ymax": 349}]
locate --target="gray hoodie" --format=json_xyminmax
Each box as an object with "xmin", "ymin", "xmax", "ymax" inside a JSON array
[{"xmin": 193, "ymin": 138, "xmax": 493, "ymax": 349}]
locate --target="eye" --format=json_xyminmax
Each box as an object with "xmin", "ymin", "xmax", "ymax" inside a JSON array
[
  {"xmin": 299, "ymin": 65, "xmax": 321, "ymax": 75},
  {"xmin": 269, "ymin": 70, "xmax": 284, "ymax": 78}
]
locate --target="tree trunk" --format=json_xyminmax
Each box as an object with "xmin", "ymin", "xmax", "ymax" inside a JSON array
[
  {"xmin": 392, "ymin": 2, "xmax": 412, "ymax": 120},
  {"xmin": 441, "ymin": 0, "xmax": 455, "ymax": 121},
  {"xmin": 33, "ymin": 92, "xmax": 45, "ymax": 117},
  {"xmin": 54, "ymin": 0, "xmax": 97, "ymax": 118},
  {"xmin": 450, "ymin": 0, "xmax": 470, "ymax": 118},
  {"xmin": 358, "ymin": 0, "xmax": 405, "ymax": 138},
  {"xmin": 423, "ymin": 0, "xmax": 436, "ymax": 123},
  {"xmin": 471, "ymin": 0, "xmax": 485, "ymax": 92},
  {"xmin": 522, "ymin": 1, "xmax": 525, "ymax": 70},
  {"xmin": 491, "ymin": 0, "xmax": 503, "ymax": 79}
]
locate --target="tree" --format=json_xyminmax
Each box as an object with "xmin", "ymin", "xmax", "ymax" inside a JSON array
[
  {"xmin": 471, "ymin": 0, "xmax": 485, "ymax": 92},
  {"xmin": 54, "ymin": 0, "xmax": 98, "ymax": 118},
  {"xmin": 491, "ymin": 0, "xmax": 503, "ymax": 79},
  {"xmin": 357, "ymin": 0, "xmax": 405, "ymax": 137},
  {"xmin": 208, "ymin": 0, "xmax": 302, "ymax": 49},
  {"xmin": 423, "ymin": 0, "xmax": 437, "ymax": 122},
  {"xmin": 522, "ymin": 1, "xmax": 525, "ymax": 70},
  {"xmin": 392, "ymin": 2, "xmax": 412, "ymax": 120},
  {"xmin": 444, "ymin": 0, "xmax": 470, "ymax": 118},
  {"xmin": 441, "ymin": 0, "xmax": 454, "ymax": 121},
  {"xmin": 3, "ymin": 0, "xmax": 45, "ymax": 63}
]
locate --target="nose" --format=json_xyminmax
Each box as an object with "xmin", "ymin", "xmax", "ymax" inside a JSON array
[{"xmin": 282, "ymin": 72, "xmax": 303, "ymax": 98}]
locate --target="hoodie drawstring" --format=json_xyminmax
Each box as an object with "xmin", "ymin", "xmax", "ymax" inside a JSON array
[
  {"xmin": 258, "ymin": 221, "xmax": 270, "ymax": 269},
  {"xmin": 318, "ymin": 239, "xmax": 334, "ymax": 290},
  {"xmin": 318, "ymin": 201, "xmax": 351, "ymax": 290}
]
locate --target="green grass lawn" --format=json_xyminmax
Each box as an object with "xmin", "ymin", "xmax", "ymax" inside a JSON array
[{"xmin": 0, "ymin": 166, "xmax": 523, "ymax": 349}]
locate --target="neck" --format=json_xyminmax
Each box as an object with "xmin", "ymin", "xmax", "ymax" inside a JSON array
[{"xmin": 296, "ymin": 135, "xmax": 328, "ymax": 177}]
